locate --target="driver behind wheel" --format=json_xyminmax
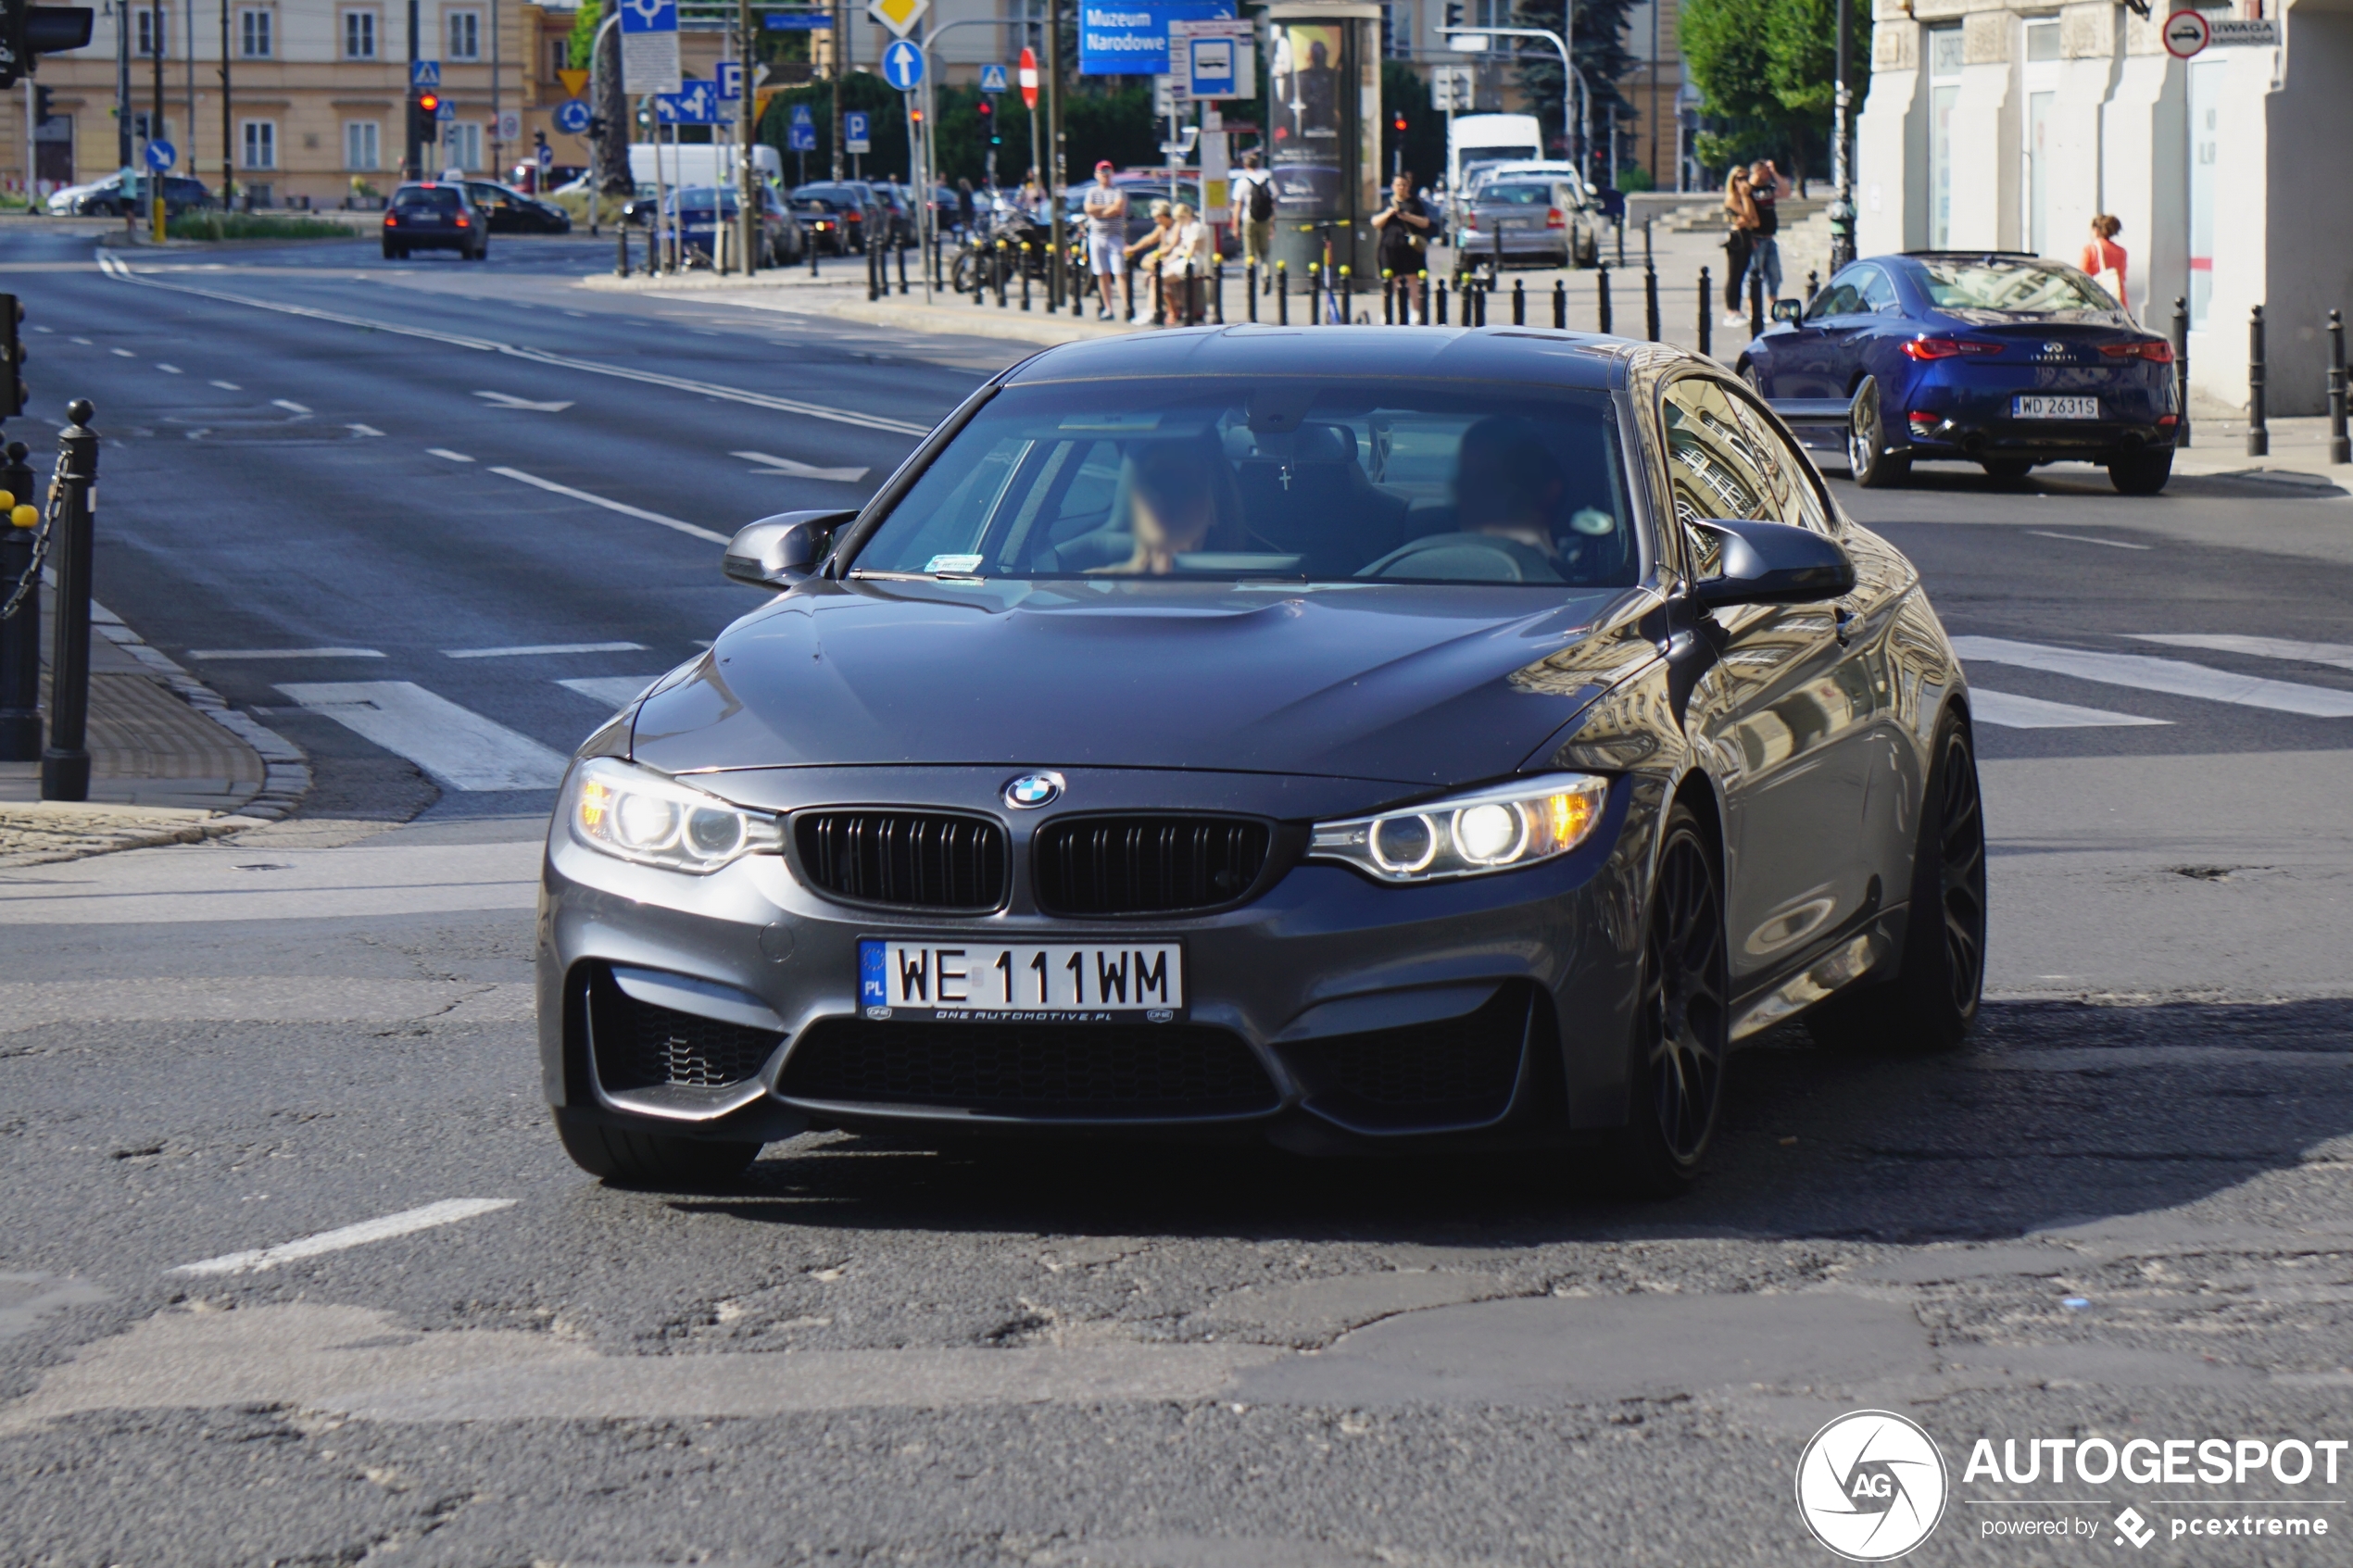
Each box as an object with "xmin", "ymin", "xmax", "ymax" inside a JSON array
[{"xmin": 1454, "ymin": 415, "xmax": 1628, "ymax": 582}]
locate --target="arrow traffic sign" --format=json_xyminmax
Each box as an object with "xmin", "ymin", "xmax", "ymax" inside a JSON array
[
  {"xmin": 978, "ymin": 62, "xmax": 1008, "ymax": 93},
  {"xmin": 410, "ymin": 59, "xmax": 440, "ymax": 88},
  {"xmin": 656, "ymin": 80, "xmax": 720, "ymax": 123},
  {"xmin": 880, "ymin": 38, "xmax": 924, "ymax": 90},
  {"xmin": 555, "ymin": 97, "xmax": 593, "ymax": 134},
  {"xmin": 144, "ymin": 138, "xmax": 175, "ymax": 171}
]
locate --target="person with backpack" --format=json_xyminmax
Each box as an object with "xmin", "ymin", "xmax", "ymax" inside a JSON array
[{"xmin": 1230, "ymin": 150, "xmax": 1277, "ymax": 287}]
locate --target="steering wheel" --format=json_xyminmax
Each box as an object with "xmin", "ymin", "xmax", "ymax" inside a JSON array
[{"xmin": 1355, "ymin": 533, "xmax": 1564, "ymax": 583}]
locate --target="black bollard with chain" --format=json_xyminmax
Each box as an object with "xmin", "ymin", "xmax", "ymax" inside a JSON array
[
  {"xmin": 1277, "ymin": 261, "xmax": 1289, "ymax": 325},
  {"xmin": 41, "ymin": 402, "xmax": 96, "ymax": 802},
  {"xmin": 1748, "ymin": 271, "xmax": 1765, "ymax": 338},
  {"xmin": 1021, "ymin": 245, "xmax": 1033, "ymax": 311},
  {"xmin": 1246, "ymin": 261, "xmax": 1259, "ymax": 322},
  {"xmin": 1512, "ymin": 277, "xmax": 1525, "ymax": 326},
  {"xmin": 615, "ymin": 224, "xmax": 630, "ymax": 278},
  {"xmin": 2331, "ymin": 310, "xmax": 2349, "ymax": 465},
  {"xmin": 1645, "ymin": 259, "xmax": 1660, "ymax": 342},
  {"xmin": 2171, "ymin": 297, "xmax": 2191, "ymax": 447},
  {"xmin": 0, "ymin": 440, "xmax": 39, "ymax": 761},
  {"xmin": 1596, "ymin": 265, "xmax": 1612, "ymax": 335},
  {"xmin": 1699, "ymin": 266, "xmax": 1712, "ymax": 358},
  {"xmin": 1434, "ymin": 277, "xmax": 1447, "ymax": 326},
  {"xmin": 1554, "ymin": 276, "xmax": 1566, "ymax": 330},
  {"xmin": 2247, "ymin": 305, "xmax": 2268, "ymax": 458}
]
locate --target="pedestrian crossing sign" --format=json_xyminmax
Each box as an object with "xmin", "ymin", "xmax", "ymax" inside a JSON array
[{"xmin": 978, "ymin": 63, "xmax": 1008, "ymax": 93}]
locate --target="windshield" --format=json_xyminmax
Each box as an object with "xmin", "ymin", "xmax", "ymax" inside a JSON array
[
  {"xmin": 1914, "ymin": 260, "xmax": 2118, "ymax": 313},
  {"xmin": 852, "ymin": 378, "xmax": 1638, "ymax": 587}
]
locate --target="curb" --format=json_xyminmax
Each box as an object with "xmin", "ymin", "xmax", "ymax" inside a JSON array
[
  {"xmin": 0, "ymin": 801, "xmax": 276, "ymax": 869},
  {"xmin": 88, "ymin": 599, "xmax": 311, "ymax": 821}
]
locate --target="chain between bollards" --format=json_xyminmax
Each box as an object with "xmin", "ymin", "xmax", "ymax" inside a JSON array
[
  {"xmin": 2246, "ymin": 305, "xmax": 2268, "ymax": 458},
  {"xmin": 41, "ymin": 400, "xmax": 96, "ymax": 802}
]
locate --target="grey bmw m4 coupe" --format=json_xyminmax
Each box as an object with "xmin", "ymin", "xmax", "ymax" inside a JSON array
[{"xmin": 536, "ymin": 326, "xmax": 1986, "ymax": 1195}]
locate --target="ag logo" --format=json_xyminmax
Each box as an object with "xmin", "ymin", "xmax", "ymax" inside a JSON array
[{"xmin": 1795, "ymin": 1410, "xmax": 1948, "ymax": 1561}]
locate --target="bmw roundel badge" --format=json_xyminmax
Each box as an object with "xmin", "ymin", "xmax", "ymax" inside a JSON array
[{"xmin": 1003, "ymin": 771, "xmax": 1064, "ymax": 809}]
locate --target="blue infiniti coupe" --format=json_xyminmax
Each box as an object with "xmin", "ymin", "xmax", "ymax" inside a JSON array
[{"xmin": 1741, "ymin": 251, "xmax": 2180, "ymax": 495}]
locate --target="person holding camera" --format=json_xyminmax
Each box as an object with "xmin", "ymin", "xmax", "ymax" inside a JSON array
[{"xmin": 1370, "ymin": 171, "xmax": 1431, "ymax": 320}]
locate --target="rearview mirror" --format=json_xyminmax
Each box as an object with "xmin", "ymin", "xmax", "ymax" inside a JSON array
[
  {"xmin": 1769, "ymin": 298, "xmax": 1803, "ymax": 324},
  {"xmin": 723, "ymin": 509, "xmax": 856, "ymax": 588},
  {"xmin": 1687, "ymin": 518, "xmax": 1856, "ymax": 608}
]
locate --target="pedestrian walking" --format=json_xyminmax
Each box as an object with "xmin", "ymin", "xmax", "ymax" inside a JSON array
[
  {"xmin": 1230, "ymin": 150, "xmax": 1277, "ymax": 287},
  {"xmin": 2082, "ymin": 214, "xmax": 2131, "ymax": 317},
  {"xmin": 1722, "ymin": 165, "xmax": 1756, "ymax": 321},
  {"xmin": 1082, "ymin": 161, "xmax": 1128, "ymax": 321},
  {"xmin": 1741, "ymin": 158, "xmax": 1783, "ymax": 317}
]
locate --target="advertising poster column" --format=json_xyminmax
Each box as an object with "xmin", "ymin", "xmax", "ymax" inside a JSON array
[{"xmin": 1264, "ymin": 1, "xmax": 1381, "ymax": 291}]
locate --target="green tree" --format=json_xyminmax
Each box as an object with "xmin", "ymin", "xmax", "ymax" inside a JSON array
[
  {"xmin": 568, "ymin": 0, "xmax": 601, "ymax": 70},
  {"xmin": 1380, "ymin": 59, "xmax": 1449, "ymax": 189},
  {"xmin": 1515, "ymin": 0, "xmax": 1638, "ymax": 165},
  {"xmin": 1679, "ymin": 0, "xmax": 1866, "ymax": 182}
]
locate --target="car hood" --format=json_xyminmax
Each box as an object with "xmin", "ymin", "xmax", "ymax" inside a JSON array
[{"xmin": 630, "ymin": 577, "xmax": 1660, "ymax": 788}]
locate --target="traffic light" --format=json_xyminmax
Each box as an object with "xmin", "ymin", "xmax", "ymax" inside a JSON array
[
  {"xmin": 0, "ymin": 295, "xmax": 26, "ymax": 419},
  {"xmin": 977, "ymin": 96, "xmax": 997, "ymax": 145},
  {"xmin": 1392, "ymin": 110, "xmax": 1407, "ymax": 133},
  {"xmin": 1441, "ymin": 2, "xmax": 1464, "ymax": 30},
  {"xmin": 0, "ymin": 2, "xmax": 94, "ymax": 90},
  {"xmin": 33, "ymin": 84, "xmax": 50, "ymax": 123},
  {"xmin": 586, "ymin": 114, "xmax": 607, "ymax": 140},
  {"xmin": 410, "ymin": 90, "xmax": 441, "ymax": 145}
]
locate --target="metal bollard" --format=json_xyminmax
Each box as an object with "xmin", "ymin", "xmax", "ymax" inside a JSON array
[
  {"xmin": 1806, "ymin": 270, "xmax": 1819, "ymax": 306},
  {"xmin": 899, "ymin": 237, "xmax": 909, "ymax": 295},
  {"xmin": 2331, "ymin": 310, "xmax": 2349, "ymax": 465},
  {"xmin": 1416, "ymin": 270, "xmax": 1428, "ymax": 325},
  {"xmin": 1021, "ymin": 245, "xmax": 1033, "ymax": 311},
  {"xmin": 615, "ymin": 225, "xmax": 630, "ymax": 278},
  {"xmin": 1212, "ymin": 257, "xmax": 1224, "ymax": 325},
  {"xmin": 1512, "ymin": 277, "xmax": 1525, "ymax": 326},
  {"xmin": 1748, "ymin": 271, "xmax": 1764, "ymax": 338},
  {"xmin": 1699, "ymin": 267, "xmax": 1712, "ymax": 358},
  {"xmin": 1247, "ymin": 261, "xmax": 1259, "ymax": 322},
  {"xmin": 1645, "ymin": 259, "xmax": 1660, "ymax": 342},
  {"xmin": 1434, "ymin": 277, "xmax": 1447, "ymax": 326},
  {"xmin": 1554, "ymin": 276, "xmax": 1566, "ymax": 330},
  {"xmin": 1474, "ymin": 282, "xmax": 1487, "ymax": 328},
  {"xmin": 868, "ymin": 239, "xmax": 880, "ymax": 301},
  {"xmin": 1597, "ymin": 265, "xmax": 1613, "ymax": 336},
  {"xmin": 2171, "ymin": 296, "xmax": 2191, "ymax": 447},
  {"xmin": 2246, "ymin": 305, "xmax": 2268, "ymax": 458},
  {"xmin": 0, "ymin": 440, "xmax": 39, "ymax": 761},
  {"xmin": 810, "ymin": 231, "xmax": 821, "ymax": 278},
  {"xmin": 1277, "ymin": 261, "xmax": 1289, "ymax": 325},
  {"xmin": 996, "ymin": 242, "xmax": 1011, "ymax": 308},
  {"xmin": 1340, "ymin": 266, "xmax": 1353, "ymax": 324},
  {"xmin": 1383, "ymin": 270, "xmax": 1394, "ymax": 325},
  {"xmin": 1491, "ymin": 224, "xmax": 1504, "ymax": 286},
  {"xmin": 41, "ymin": 401, "xmax": 95, "ymax": 802}
]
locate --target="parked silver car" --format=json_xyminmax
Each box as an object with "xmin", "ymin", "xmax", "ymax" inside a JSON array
[{"xmin": 1455, "ymin": 178, "xmax": 1601, "ymax": 270}]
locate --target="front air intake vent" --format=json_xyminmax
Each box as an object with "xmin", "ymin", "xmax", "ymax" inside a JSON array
[
  {"xmin": 1033, "ymin": 815, "xmax": 1274, "ymax": 916},
  {"xmin": 793, "ymin": 809, "xmax": 1009, "ymax": 912}
]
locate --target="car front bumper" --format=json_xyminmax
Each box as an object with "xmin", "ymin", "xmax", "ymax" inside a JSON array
[{"xmin": 536, "ymin": 762, "xmax": 1659, "ymax": 1151}]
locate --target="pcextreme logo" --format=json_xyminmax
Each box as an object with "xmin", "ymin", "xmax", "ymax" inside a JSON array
[{"xmin": 1796, "ymin": 1411, "xmax": 1951, "ymax": 1562}]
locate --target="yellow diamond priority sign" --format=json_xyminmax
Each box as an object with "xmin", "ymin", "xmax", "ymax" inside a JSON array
[{"xmin": 866, "ymin": 0, "xmax": 927, "ymax": 39}]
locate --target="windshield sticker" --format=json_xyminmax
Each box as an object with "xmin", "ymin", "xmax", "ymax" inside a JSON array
[
  {"xmin": 1056, "ymin": 412, "xmax": 1163, "ymax": 433},
  {"xmin": 924, "ymin": 554, "xmax": 985, "ymax": 575}
]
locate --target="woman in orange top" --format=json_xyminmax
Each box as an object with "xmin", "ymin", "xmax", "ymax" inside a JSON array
[{"xmin": 2082, "ymin": 214, "xmax": 2129, "ymax": 314}]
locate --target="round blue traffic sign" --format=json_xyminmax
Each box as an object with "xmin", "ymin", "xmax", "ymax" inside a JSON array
[
  {"xmin": 554, "ymin": 98, "xmax": 593, "ymax": 134},
  {"xmin": 144, "ymin": 139, "xmax": 175, "ymax": 172},
  {"xmin": 881, "ymin": 39, "xmax": 924, "ymax": 91}
]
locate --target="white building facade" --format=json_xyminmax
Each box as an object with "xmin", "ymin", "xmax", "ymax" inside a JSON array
[{"xmin": 1854, "ymin": 0, "xmax": 2353, "ymax": 414}]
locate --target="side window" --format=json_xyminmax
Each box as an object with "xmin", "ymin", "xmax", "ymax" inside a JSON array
[
  {"xmin": 1857, "ymin": 266, "xmax": 1899, "ymax": 312},
  {"xmin": 1726, "ymin": 388, "xmax": 1834, "ymax": 534},
  {"xmin": 1660, "ymin": 377, "xmax": 1775, "ymax": 534},
  {"xmin": 1806, "ymin": 275, "xmax": 1862, "ymax": 320}
]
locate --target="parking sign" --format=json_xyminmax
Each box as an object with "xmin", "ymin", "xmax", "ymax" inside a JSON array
[{"xmin": 845, "ymin": 110, "xmax": 871, "ymax": 155}]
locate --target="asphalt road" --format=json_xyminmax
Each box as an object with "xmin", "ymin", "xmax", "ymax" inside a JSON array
[{"xmin": 4, "ymin": 231, "xmax": 2351, "ymax": 1567}]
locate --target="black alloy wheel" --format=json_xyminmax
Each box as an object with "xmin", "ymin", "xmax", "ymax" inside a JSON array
[
  {"xmin": 1846, "ymin": 377, "xmax": 1912, "ymax": 488},
  {"xmin": 1617, "ymin": 804, "xmax": 1730, "ymax": 1195},
  {"xmin": 2109, "ymin": 446, "xmax": 2173, "ymax": 495},
  {"xmin": 1807, "ymin": 709, "xmax": 1986, "ymax": 1054}
]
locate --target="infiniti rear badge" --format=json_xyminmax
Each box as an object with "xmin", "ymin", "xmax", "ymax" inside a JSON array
[{"xmin": 1004, "ymin": 771, "xmax": 1064, "ymax": 809}]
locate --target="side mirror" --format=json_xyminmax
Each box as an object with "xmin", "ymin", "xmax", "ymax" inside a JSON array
[
  {"xmin": 1769, "ymin": 298, "xmax": 1803, "ymax": 324},
  {"xmin": 1687, "ymin": 518, "xmax": 1856, "ymax": 608},
  {"xmin": 723, "ymin": 509, "xmax": 857, "ymax": 588}
]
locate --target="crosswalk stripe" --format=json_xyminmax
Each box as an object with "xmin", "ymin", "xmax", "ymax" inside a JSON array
[
  {"xmin": 2132, "ymin": 633, "xmax": 2353, "ymax": 672},
  {"xmin": 558, "ymin": 675, "xmax": 659, "ymax": 709},
  {"xmin": 1969, "ymin": 688, "xmax": 2170, "ymax": 730},
  {"xmin": 276, "ymin": 681, "xmax": 570, "ymax": 790},
  {"xmin": 1950, "ymin": 635, "xmax": 2353, "ymax": 719}
]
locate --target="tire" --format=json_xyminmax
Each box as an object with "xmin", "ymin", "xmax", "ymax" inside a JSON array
[
  {"xmin": 2109, "ymin": 446, "xmax": 2173, "ymax": 495},
  {"xmin": 553, "ymin": 1106, "xmax": 761, "ymax": 1188},
  {"xmin": 1846, "ymin": 376, "xmax": 1912, "ymax": 488},
  {"xmin": 1609, "ymin": 802, "xmax": 1730, "ymax": 1197},
  {"xmin": 382, "ymin": 241, "xmax": 399, "ymax": 259},
  {"xmin": 471, "ymin": 243, "xmax": 488, "ymax": 261},
  {"xmin": 1805, "ymin": 709, "xmax": 1987, "ymax": 1055},
  {"xmin": 1979, "ymin": 458, "xmax": 2033, "ymax": 483}
]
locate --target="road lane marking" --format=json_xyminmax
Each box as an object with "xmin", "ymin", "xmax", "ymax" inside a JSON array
[
  {"xmin": 489, "ymin": 467, "xmax": 731, "ymax": 545},
  {"xmin": 171, "ymin": 1198, "xmax": 517, "ymax": 1276},
  {"xmin": 188, "ymin": 646, "xmax": 384, "ymax": 659},
  {"xmin": 210, "ymin": 379, "xmax": 240, "ymax": 389},
  {"xmin": 95, "ymin": 258, "xmax": 934, "ymax": 435},
  {"xmin": 157, "ymin": 363, "xmax": 182, "ymax": 373},
  {"xmin": 69, "ymin": 336, "xmax": 91, "ymax": 345},
  {"xmin": 445, "ymin": 641, "xmax": 646, "ymax": 659},
  {"xmin": 2025, "ymin": 531, "xmax": 2152, "ymax": 550},
  {"xmin": 346, "ymin": 422, "xmax": 384, "ymax": 436},
  {"xmin": 276, "ymin": 681, "xmax": 571, "ymax": 789},
  {"xmin": 474, "ymin": 390, "xmax": 575, "ymax": 412},
  {"xmin": 1951, "ymin": 635, "xmax": 2353, "ymax": 718},
  {"xmin": 109, "ymin": 347, "xmax": 133, "ymax": 358},
  {"xmin": 1969, "ymin": 688, "xmax": 2170, "ymax": 730},
  {"xmin": 2133, "ymin": 633, "xmax": 2353, "ymax": 671},
  {"xmin": 560, "ymin": 675, "xmax": 659, "ymax": 709},
  {"xmin": 271, "ymin": 398, "xmax": 310, "ymax": 413},
  {"xmin": 733, "ymin": 449, "xmax": 871, "ymax": 483},
  {"xmin": 427, "ymin": 447, "xmax": 475, "ymax": 462}
]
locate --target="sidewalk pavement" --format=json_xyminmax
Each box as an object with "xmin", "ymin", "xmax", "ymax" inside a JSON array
[
  {"xmin": 0, "ymin": 591, "xmax": 307, "ymax": 866},
  {"xmin": 2167, "ymin": 411, "xmax": 2353, "ymax": 495}
]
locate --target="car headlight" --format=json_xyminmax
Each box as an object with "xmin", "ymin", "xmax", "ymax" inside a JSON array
[
  {"xmin": 1307, "ymin": 773, "xmax": 1610, "ymax": 884},
  {"xmin": 566, "ymin": 757, "xmax": 781, "ymax": 873}
]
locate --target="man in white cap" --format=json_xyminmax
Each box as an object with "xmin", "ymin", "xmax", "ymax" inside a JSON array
[{"xmin": 1082, "ymin": 161, "xmax": 1128, "ymax": 321}]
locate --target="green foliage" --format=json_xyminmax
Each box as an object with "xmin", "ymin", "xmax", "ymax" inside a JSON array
[
  {"xmin": 1614, "ymin": 162, "xmax": 1655, "ymax": 192},
  {"xmin": 166, "ymin": 212, "xmax": 355, "ymax": 242},
  {"xmin": 1679, "ymin": 0, "xmax": 1867, "ymax": 181},
  {"xmin": 568, "ymin": 0, "xmax": 601, "ymax": 70},
  {"xmin": 1380, "ymin": 60, "xmax": 1449, "ymax": 189},
  {"xmin": 1516, "ymin": 0, "xmax": 1639, "ymax": 157}
]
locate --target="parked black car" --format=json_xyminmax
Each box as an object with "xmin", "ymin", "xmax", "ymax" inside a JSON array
[
  {"xmin": 461, "ymin": 181, "xmax": 573, "ymax": 234},
  {"xmin": 47, "ymin": 173, "xmax": 214, "ymax": 217},
  {"xmin": 382, "ymin": 182, "xmax": 488, "ymax": 259}
]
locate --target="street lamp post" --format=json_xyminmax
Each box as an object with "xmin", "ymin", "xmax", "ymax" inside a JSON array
[
  {"xmin": 1441, "ymin": 23, "xmax": 1577, "ymax": 170},
  {"xmin": 1828, "ymin": 0, "xmax": 1855, "ymax": 270}
]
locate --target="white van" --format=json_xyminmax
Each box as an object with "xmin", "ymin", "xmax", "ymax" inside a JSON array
[
  {"xmin": 1446, "ymin": 113, "xmax": 1543, "ymax": 195},
  {"xmin": 628, "ymin": 142, "xmax": 782, "ymax": 195}
]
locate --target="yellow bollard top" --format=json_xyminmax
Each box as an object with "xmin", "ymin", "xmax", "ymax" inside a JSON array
[{"xmin": 9, "ymin": 504, "xmax": 35, "ymax": 529}]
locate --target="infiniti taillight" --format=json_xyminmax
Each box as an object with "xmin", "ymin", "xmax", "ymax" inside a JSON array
[
  {"xmin": 2100, "ymin": 339, "xmax": 2175, "ymax": 362},
  {"xmin": 1902, "ymin": 337, "xmax": 2005, "ymax": 360}
]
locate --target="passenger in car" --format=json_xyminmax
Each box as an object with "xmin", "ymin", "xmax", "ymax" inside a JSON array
[{"xmin": 1088, "ymin": 444, "xmax": 1219, "ymax": 575}]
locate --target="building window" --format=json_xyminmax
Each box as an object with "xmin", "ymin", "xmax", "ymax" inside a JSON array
[
  {"xmin": 1926, "ymin": 26, "xmax": 1962, "ymax": 250},
  {"xmin": 344, "ymin": 119, "xmax": 381, "ymax": 170},
  {"xmin": 341, "ymin": 8, "xmax": 378, "ymax": 59},
  {"xmin": 447, "ymin": 8, "xmax": 480, "ymax": 60},
  {"xmin": 241, "ymin": 119, "xmax": 277, "ymax": 169},
  {"xmin": 133, "ymin": 6, "xmax": 168, "ymax": 56},
  {"xmin": 237, "ymin": 8, "xmax": 271, "ymax": 56},
  {"xmin": 547, "ymin": 39, "xmax": 568, "ymax": 80},
  {"xmin": 443, "ymin": 121, "xmax": 483, "ymax": 171}
]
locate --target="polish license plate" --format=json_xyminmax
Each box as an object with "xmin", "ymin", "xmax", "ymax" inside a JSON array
[
  {"xmin": 859, "ymin": 938, "xmax": 1186, "ymax": 1023},
  {"xmin": 2013, "ymin": 395, "xmax": 2099, "ymax": 420}
]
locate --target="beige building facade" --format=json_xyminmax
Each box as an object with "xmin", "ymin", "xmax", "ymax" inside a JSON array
[{"xmin": 1855, "ymin": 0, "xmax": 2353, "ymax": 413}]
